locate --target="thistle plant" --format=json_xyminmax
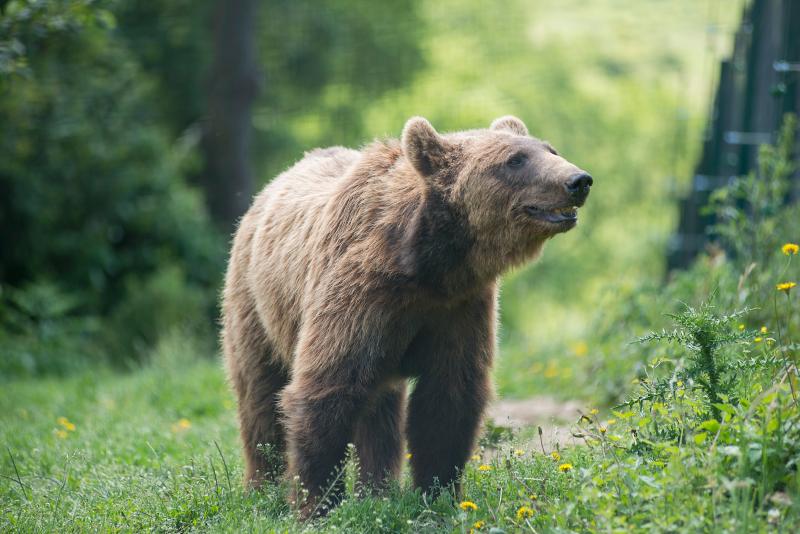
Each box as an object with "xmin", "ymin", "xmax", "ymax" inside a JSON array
[{"xmin": 620, "ymin": 303, "xmax": 757, "ymax": 419}]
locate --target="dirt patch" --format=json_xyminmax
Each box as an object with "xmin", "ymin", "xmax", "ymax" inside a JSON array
[{"xmin": 487, "ymin": 396, "xmax": 584, "ymax": 449}]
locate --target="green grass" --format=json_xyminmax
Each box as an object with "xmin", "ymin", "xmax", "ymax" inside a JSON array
[{"xmin": 3, "ymin": 312, "xmax": 800, "ymax": 532}]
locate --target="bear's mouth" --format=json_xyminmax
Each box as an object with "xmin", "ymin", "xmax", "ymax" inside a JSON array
[{"xmin": 524, "ymin": 205, "xmax": 578, "ymax": 224}]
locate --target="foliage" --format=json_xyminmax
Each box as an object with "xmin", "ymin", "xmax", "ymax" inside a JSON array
[
  {"xmin": 626, "ymin": 303, "xmax": 756, "ymax": 419},
  {"xmin": 707, "ymin": 113, "xmax": 798, "ymax": 267},
  {"xmin": 0, "ymin": 0, "xmax": 223, "ymax": 372}
]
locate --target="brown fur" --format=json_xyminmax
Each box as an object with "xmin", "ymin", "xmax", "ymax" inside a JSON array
[{"xmin": 221, "ymin": 116, "xmax": 591, "ymax": 517}]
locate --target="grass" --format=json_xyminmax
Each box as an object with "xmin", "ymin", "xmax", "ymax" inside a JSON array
[{"xmin": 3, "ymin": 294, "xmax": 800, "ymax": 533}]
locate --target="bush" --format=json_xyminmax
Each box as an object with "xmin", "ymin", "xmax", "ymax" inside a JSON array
[{"xmin": 0, "ymin": 1, "xmax": 223, "ymax": 375}]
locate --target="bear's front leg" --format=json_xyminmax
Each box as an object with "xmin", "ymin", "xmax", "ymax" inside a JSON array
[
  {"xmin": 406, "ymin": 288, "xmax": 495, "ymax": 496},
  {"xmin": 407, "ymin": 364, "xmax": 491, "ymax": 495},
  {"xmin": 280, "ymin": 371, "xmax": 369, "ymax": 518}
]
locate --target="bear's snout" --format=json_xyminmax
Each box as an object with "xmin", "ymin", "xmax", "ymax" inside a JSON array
[{"xmin": 564, "ymin": 172, "xmax": 593, "ymax": 205}]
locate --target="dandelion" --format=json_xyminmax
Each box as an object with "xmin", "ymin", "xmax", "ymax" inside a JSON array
[
  {"xmin": 559, "ymin": 463, "xmax": 573, "ymax": 472},
  {"xmin": 754, "ymin": 337, "xmax": 763, "ymax": 343},
  {"xmin": 514, "ymin": 449, "xmax": 525, "ymax": 457},
  {"xmin": 529, "ymin": 494, "xmax": 538, "ymax": 501},
  {"xmin": 777, "ymin": 282, "xmax": 797, "ymax": 293},
  {"xmin": 471, "ymin": 454, "xmax": 481, "ymax": 461},
  {"xmin": 472, "ymin": 520, "xmax": 485, "ymax": 529},
  {"xmin": 738, "ymin": 324, "xmax": 745, "ymax": 331},
  {"xmin": 572, "ymin": 340, "xmax": 588, "ymax": 357},
  {"xmin": 550, "ymin": 451, "xmax": 561, "ymax": 462},
  {"xmin": 460, "ymin": 500, "xmax": 478, "ymax": 511},
  {"xmin": 782, "ymin": 243, "xmax": 799, "ymax": 255},
  {"xmin": 477, "ymin": 464, "xmax": 492, "ymax": 471},
  {"xmin": 57, "ymin": 417, "xmax": 76, "ymax": 432},
  {"xmin": 761, "ymin": 326, "xmax": 768, "ymax": 334},
  {"xmin": 171, "ymin": 418, "xmax": 191, "ymax": 432},
  {"xmin": 405, "ymin": 453, "xmax": 412, "ymax": 460},
  {"xmin": 599, "ymin": 426, "xmax": 607, "ymax": 434},
  {"xmin": 589, "ymin": 408, "xmax": 599, "ymax": 415},
  {"xmin": 516, "ymin": 506, "xmax": 534, "ymax": 520},
  {"xmin": 55, "ymin": 429, "xmax": 68, "ymax": 439},
  {"xmin": 607, "ymin": 418, "xmax": 617, "ymax": 426}
]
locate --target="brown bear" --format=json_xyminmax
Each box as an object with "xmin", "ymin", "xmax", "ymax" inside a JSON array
[{"xmin": 221, "ymin": 115, "xmax": 592, "ymax": 516}]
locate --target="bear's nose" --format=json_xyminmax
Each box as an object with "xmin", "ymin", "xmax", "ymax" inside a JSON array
[{"xmin": 565, "ymin": 172, "xmax": 593, "ymax": 198}]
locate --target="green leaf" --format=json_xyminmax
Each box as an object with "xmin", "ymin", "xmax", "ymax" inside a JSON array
[{"xmin": 698, "ymin": 419, "xmax": 720, "ymax": 433}]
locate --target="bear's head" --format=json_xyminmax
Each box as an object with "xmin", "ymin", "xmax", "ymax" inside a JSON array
[{"xmin": 401, "ymin": 115, "xmax": 592, "ymax": 277}]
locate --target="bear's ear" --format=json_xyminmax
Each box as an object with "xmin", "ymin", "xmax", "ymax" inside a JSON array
[
  {"xmin": 490, "ymin": 115, "xmax": 529, "ymax": 136},
  {"xmin": 402, "ymin": 117, "xmax": 450, "ymax": 177}
]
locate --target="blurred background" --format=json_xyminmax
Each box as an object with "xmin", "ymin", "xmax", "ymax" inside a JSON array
[{"xmin": 1, "ymin": 0, "xmax": 796, "ymax": 401}]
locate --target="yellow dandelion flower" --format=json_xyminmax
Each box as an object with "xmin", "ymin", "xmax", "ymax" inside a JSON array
[
  {"xmin": 471, "ymin": 454, "xmax": 481, "ymax": 461},
  {"xmin": 55, "ymin": 429, "xmax": 68, "ymax": 439},
  {"xmin": 516, "ymin": 506, "xmax": 534, "ymax": 520},
  {"xmin": 572, "ymin": 340, "xmax": 588, "ymax": 357},
  {"xmin": 477, "ymin": 464, "xmax": 492, "ymax": 472},
  {"xmin": 738, "ymin": 324, "xmax": 745, "ymax": 331},
  {"xmin": 589, "ymin": 408, "xmax": 599, "ymax": 415},
  {"xmin": 754, "ymin": 337, "xmax": 763, "ymax": 343},
  {"xmin": 599, "ymin": 426, "xmax": 607, "ymax": 434},
  {"xmin": 57, "ymin": 417, "xmax": 76, "ymax": 432},
  {"xmin": 777, "ymin": 282, "xmax": 797, "ymax": 293},
  {"xmin": 171, "ymin": 418, "xmax": 192, "ymax": 432},
  {"xmin": 782, "ymin": 243, "xmax": 799, "ymax": 255},
  {"xmin": 607, "ymin": 418, "xmax": 616, "ymax": 426},
  {"xmin": 529, "ymin": 494, "xmax": 538, "ymax": 501},
  {"xmin": 550, "ymin": 451, "xmax": 561, "ymax": 462},
  {"xmin": 405, "ymin": 453, "xmax": 412, "ymax": 460},
  {"xmin": 760, "ymin": 326, "xmax": 768, "ymax": 334},
  {"xmin": 559, "ymin": 463, "xmax": 573, "ymax": 472},
  {"xmin": 514, "ymin": 449, "xmax": 525, "ymax": 457},
  {"xmin": 460, "ymin": 500, "xmax": 478, "ymax": 511},
  {"xmin": 472, "ymin": 520, "xmax": 486, "ymax": 529},
  {"xmin": 543, "ymin": 361, "xmax": 559, "ymax": 378}
]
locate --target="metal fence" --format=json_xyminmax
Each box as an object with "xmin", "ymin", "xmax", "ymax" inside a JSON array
[{"xmin": 667, "ymin": 0, "xmax": 800, "ymax": 270}]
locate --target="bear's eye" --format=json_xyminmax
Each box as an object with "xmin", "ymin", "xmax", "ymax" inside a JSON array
[{"xmin": 506, "ymin": 154, "xmax": 527, "ymax": 168}]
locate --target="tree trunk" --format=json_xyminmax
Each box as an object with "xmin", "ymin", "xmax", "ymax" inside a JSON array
[{"xmin": 201, "ymin": 0, "xmax": 259, "ymax": 232}]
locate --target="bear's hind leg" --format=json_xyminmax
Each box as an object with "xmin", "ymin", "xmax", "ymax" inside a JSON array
[
  {"xmin": 353, "ymin": 383, "xmax": 406, "ymax": 492},
  {"xmin": 223, "ymin": 297, "xmax": 289, "ymax": 488},
  {"xmin": 233, "ymin": 354, "xmax": 289, "ymax": 488}
]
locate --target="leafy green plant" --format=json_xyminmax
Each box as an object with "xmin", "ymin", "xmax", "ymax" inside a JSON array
[{"xmin": 623, "ymin": 303, "xmax": 756, "ymax": 419}]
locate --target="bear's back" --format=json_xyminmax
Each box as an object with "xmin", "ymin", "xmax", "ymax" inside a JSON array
[{"xmin": 234, "ymin": 146, "xmax": 361, "ymax": 362}]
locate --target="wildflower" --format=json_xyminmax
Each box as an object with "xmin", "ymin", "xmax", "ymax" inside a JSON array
[
  {"xmin": 777, "ymin": 282, "xmax": 797, "ymax": 293},
  {"xmin": 460, "ymin": 500, "xmax": 478, "ymax": 511},
  {"xmin": 514, "ymin": 449, "xmax": 525, "ymax": 457},
  {"xmin": 599, "ymin": 426, "xmax": 607, "ymax": 434},
  {"xmin": 559, "ymin": 463, "xmax": 573, "ymax": 472},
  {"xmin": 171, "ymin": 418, "xmax": 192, "ymax": 432},
  {"xmin": 55, "ymin": 429, "xmax": 68, "ymax": 439},
  {"xmin": 473, "ymin": 520, "xmax": 486, "ymax": 529},
  {"xmin": 477, "ymin": 464, "xmax": 492, "ymax": 471},
  {"xmin": 57, "ymin": 417, "xmax": 76, "ymax": 432},
  {"xmin": 471, "ymin": 454, "xmax": 481, "ymax": 461},
  {"xmin": 405, "ymin": 453, "xmax": 412, "ymax": 460},
  {"xmin": 754, "ymin": 337, "xmax": 763, "ymax": 343},
  {"xmin": 738, "ymin": 324, "xmax": 745, "ymax": 331},
  {"xmin": 782, "ymin": 243, "xmax": 799, "ymax": 255},
  {"xmin": 589, "ymin": 408, "xmax": 599, "ymax": 415},
  {"xmin": 572, "ymin": 340, "xmax": 588, "ymax": 357},
  {"xmin": 550, "ymin": 451, "xmax": 561, "ymax": 462},
  {"xmin": 607, "ymin": 418, "xmax": 617, "ymax": 426},
  {"xmin": 529, "ymin": 494, "xmax": 538, "ymax": 501},
  {"xmin": 516, "ymin": 506, "xmax": 534, "ymax": 520},
  {"xmin": 544, "ymin": 361, "xmax": 559, "ymax": 378},
  {"xmin": 761, "ymin": 326, "xmax": 768, "ymax": 334}
]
